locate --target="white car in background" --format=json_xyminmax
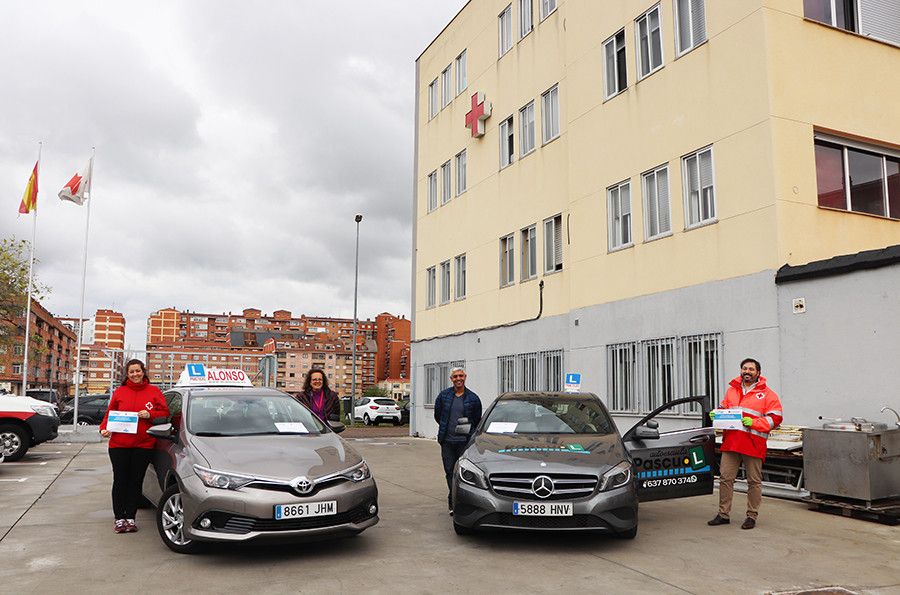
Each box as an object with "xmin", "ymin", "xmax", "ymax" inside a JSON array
[{"xmin": 353, "ymin": 398, "xmax": 402, "ymax": 426}]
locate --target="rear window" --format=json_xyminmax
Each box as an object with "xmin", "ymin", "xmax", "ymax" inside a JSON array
[{"xmin": 374, "ymin": 399, "xmax": 396, "ymax": 406}]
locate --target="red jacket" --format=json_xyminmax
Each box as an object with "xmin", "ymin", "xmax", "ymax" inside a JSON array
[
  {"xmin": 100, "ymin": 379, "xmax": 169, "ymax": 449},
  {"xmin": 719, "ymin": 375, "xmax": 783, "ymax": 461}
]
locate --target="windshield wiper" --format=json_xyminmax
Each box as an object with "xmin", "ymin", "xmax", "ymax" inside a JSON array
[{"xmin": 192, "ymin": 431, "xmax": 232, "ymax": 437}]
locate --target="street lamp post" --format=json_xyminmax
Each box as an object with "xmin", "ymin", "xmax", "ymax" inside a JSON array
[{"xmin": 350, "ymin": 213, "xmax": 363, "ymax": 424}]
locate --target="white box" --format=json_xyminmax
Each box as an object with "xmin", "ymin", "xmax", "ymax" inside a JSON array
[{"xmin": 713, "ymin": 408, "xmax": 744, "ymax": 430}]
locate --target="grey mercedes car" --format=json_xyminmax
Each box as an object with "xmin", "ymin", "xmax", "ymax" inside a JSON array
[
  {"xmin": 142, "ymin": 387, "xmax": 378, "ymax": 553},
  {"xmin": 451, "ymin": 393, "xmax": 714, "ymax": 537}
]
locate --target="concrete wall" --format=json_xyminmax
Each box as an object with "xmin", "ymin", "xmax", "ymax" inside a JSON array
[
  {"xmin": 412, "ymin": 271, "xmax": 782, "ymax": 438},
  {"xmin": 777, "ymin": 263, "xmax": 900, "ymax": 427}
]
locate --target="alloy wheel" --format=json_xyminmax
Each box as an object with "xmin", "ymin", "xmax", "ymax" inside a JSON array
[
  {"xmin": 0, "ymin": 431, "xmax": 21, "ymax": 457},
  {"xmin": 161, "ymin": 492, "xmax": 191, "ymax": 546}
]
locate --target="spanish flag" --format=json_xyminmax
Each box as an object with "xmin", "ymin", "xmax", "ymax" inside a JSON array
[{"xmin": 18, "ymin": 161, "xmax": 39, "ymax": 214}]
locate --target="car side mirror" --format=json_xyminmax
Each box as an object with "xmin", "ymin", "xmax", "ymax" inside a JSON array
[
  {"xmin": 634, "ymin": 424, "xmax": 660, "ymax": 440},
  {"xmin": 646, "ymin": 420, "xmax": 659, "ymax": 430},
  {"xmin": 147, "ymin": 423, "xmax": 175, "ymax": 440},
  {"xmin": 329, "ymin": 422, "xmax": 346, "ymax": 434}
]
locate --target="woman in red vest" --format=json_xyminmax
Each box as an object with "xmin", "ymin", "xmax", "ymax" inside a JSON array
[{"xmin": 99, "ymin": 359, "xmax": 169, "ymax": 534}]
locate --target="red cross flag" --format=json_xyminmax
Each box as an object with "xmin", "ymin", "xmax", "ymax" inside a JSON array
[{"xmin": 58, "ymin": 158, "xmax": 93, "ymax": 205}]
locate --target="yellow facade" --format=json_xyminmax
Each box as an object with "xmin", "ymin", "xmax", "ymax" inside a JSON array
[{"xmin": 415, "ymin": 0, "xmax": 900, "ymax": 340}]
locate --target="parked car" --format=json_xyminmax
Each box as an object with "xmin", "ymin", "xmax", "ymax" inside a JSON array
[
  {"xmin": 398, "ymin": 399, "xmax": 410, "ymax": 425},
  {"xmin": 59, "ymin": 393, "xmax": 110, "ymax": 425},
  {"xmin": 0, "ymin": 394, "xmax": 61, "ymax": 461},
  {"xmin": 25, "ymin": 388, "xmax": 62, "ymax": 413},
  {"xmin": 450, "ymin": 393, "xmax": 714, "ymax": 538},
  {"xmin": 143, "ymin": 386, "xmax": 379, "ymax": 553},
  {"xmin": 353, "ymin": 397, "xmax": 402, "ymax": 426}
]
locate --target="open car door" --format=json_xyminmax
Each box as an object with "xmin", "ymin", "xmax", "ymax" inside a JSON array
[{"xmin": 622, "ymin": 396, "xmax": 715, "ymax": 502}]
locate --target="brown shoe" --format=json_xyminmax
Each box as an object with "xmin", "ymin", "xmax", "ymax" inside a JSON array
[
  {"xmin": 707, "ymin": 515, "xmax": 730, "ymax": 526},
  {"xmin": 741, "ymin": 517, "xmax": 756, "ymax": 530}
]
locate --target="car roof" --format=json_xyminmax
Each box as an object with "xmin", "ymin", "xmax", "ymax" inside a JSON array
[
  {"xmin": 181, "ymin": 387, "xmax": 292, "ymax": 399},
  {"xmin": 497, "ymin": 391, "xmax": 600, "ymax": 400}
]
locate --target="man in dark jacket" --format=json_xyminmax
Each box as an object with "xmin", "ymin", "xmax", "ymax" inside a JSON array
[{"xmin": 433, "ymin": 366, "xmax": 482, "ymax": 514}]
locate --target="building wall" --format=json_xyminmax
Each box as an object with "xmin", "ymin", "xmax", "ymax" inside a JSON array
[
  {"xmin": 776, "ymin": 263, "xmax": 900, "ymax": 427},
  {"xmin": 93, "ymin": 309, "xmax": 125, "ymax": 350}
]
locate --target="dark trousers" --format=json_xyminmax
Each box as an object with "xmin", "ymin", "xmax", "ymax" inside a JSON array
[
  {"xmin": 441, "ymin": 441, "xmax": 468, "ymax": 508},
  {"xmin": 109, "ymin": 448, "xmax": 153, "ymax": 520}
]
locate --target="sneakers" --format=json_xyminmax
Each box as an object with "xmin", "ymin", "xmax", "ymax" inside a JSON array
[
  {"xmin": 125, "ymin": 519, "xmax": 138, "ymax": 532},
  {"xmin": 707, "ymin": 514, "xmax": 730, "ymax": 526},
  {"xmin": 114, "ymin": 519, "xmax": 127, "ymax": 533},
  {"xmin": 741, "ymin": 517, "xmax": 756, "ymax": 530}
]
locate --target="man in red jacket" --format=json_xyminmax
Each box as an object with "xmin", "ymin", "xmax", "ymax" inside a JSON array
[{"xmin": 708, "ymin": 358, "xmax": 783, "ymax": 530}]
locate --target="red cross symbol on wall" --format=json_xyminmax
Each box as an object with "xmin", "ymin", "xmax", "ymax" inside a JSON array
[{"xmin": 465, "ymin": 92, "xmax": 492, "ymax": 138}]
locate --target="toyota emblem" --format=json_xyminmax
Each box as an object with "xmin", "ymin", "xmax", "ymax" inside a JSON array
[
  {"xmin": 291, "ymin": 476, "xmax": 315, "ymax": 495},
  {"xmin": 531, "ymin": 475, "xmax": 554, "ymax": 499}
]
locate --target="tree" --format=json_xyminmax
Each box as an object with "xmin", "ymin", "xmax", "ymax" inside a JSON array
[
  {"xmin": 0, "ymin": 237, "xmax": 49, "ymax": 351},
  {"xmin": 362, "ymin": 386, "xmax": 391, "ymax": 399}
]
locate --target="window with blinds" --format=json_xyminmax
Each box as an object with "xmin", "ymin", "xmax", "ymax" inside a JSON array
[
  {"xmin": 519, "ymin": 0, "xmax": 533, "ymax": 39},
  {"xmin": 544, "ymin": 214, "xmax": 563, "ymax": 272},
  {"xmin": 424, "ymin": 360, "xmax": 466, "ymax": 404},
  {"xmin": 428, "ymin": 78, "xmax": 438, "ymax": 119},
  {"xmin": 604, "ymin": 30, "xmax": 627, "ymax": 98},
  {"xmin": 499, "ymin": 5, "xmax": 513, "ymax": 57},
  {"xmin": 520, "ymin": 101, "xmax": 536, "ymax": 156},
  {"xmin": 455, "ymin": 51, "xmax": 467, "ymax": 95},
  {"xmin": 440, "ymin": 260, "xmax": 451, "ymax": 304},
  {"xmin": 804, "ymin": 0, "xmax": 900, "ymax": 46},
  {"xmin": 454, "ymin": 254, "xmax": 467, "ymax": 299},
  {"xmin": 455, "ymin": 150, "xmax": 467, "ymax": 196},
  {"xmin": 427, "ymin": 170, "xmax": 437, "ymax": 212},
  {"xmin": 521, "ymin": 225, "xmax": 537, "ymax": 280},
  {"xmin": 675, "ymin": 0, "xmax": 707, "ymax": 56},
  {"xmin": 636, "ymin": 5, "xmax": 664, "ymax": 79},
  {"xmin": 541, "ymin": 85, "xmax": 559, "ymax": 142},
  {"xmin": 441, "ymin": 160, "xmax": 452, "ymax": 204},
  {"xmin": 500, "ymin": 116, "xmax": 514, "ymax": 168},
  {"xmin": 441, "ymin": 65, "xmax": 452, "ymax": 108},
  {"xmin": 426, "ymin": 266, "xmax": 436, "ymax": 308},
  {"xmin": 643, "ymin": 165, "xmax": 671, "ymax": 239},
  {"xmin": 683, "ymin": 146, "xmax": 716, "ymax": 227}
]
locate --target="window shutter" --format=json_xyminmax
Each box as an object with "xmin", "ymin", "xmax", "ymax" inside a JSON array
[
  {"xmin": 645, "ymin": 174, "xmax": 658, "ymax": 237},
  {"xmin": 691, "ymin": 0, "xmax": 707, "ymax": 45},
  {"xmin": 699, "ymin": 150, "xmax": 714, "ymax": 188},
  {"xmin": 553, "ymin": 217, "xmax": 563, "ymax": 267},
  {"xmin": 859, "ymin": 0, "xmax": 900, "ymax": 45},
  {"xmin": 657, "ymin": 168, "xmax": 671, "ymax": 233}
]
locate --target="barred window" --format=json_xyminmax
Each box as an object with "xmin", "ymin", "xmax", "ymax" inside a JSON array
[
  {"xmin": 425, "ymin": 360, "xmax": 465, "ymax": 405},
  {"xmin": 607, "ymin": 342, "xmax": 637, "ymax": 413},
  {"xmin": 497, "ymin": 349, "xmax": 564, "ymax": 393}
]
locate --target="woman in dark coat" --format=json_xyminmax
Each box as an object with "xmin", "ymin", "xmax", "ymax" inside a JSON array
[{"xmin": 296, "ymin": 368, "xmax": 340, "ymax": 423}]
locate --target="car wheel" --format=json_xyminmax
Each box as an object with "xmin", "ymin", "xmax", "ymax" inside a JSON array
[
  {"xmin": 616, "ymin": 526, "xmax": 638, "ymax": 539},
  {"xmin": 157, "ymin": 484, "xmax": 198, "ymax": 554},
  {"xmin": 77, "ymin": 417, "xmax": 93, "ymax": 426},
  {"xmin": 363, "ymin": 414, "xmax": 372, "ymax": 426},
  {"xmin": 0, "ymin": 424, "xmax": 29, "ymax": 462},
  {"xmin": 453, "ymin": 522, "xmax": 472, "ymax": 536}
]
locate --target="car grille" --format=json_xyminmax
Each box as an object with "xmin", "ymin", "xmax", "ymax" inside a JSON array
[
  {"xmin": 489, "ymin": 473, "xmax": 598, "ymax": 501},
  {"xmin": 201, "ymin": 503, "xmax": 375, "ymax": 534},
  {"xmin": 477, "ymin": 512, "xmax": 611, "ymax": 530}
]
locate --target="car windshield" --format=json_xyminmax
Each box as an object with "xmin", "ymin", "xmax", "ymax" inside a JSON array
[
  {"xmin": 482, "ymin": 397, "xmax": 616, "ymax": 435},
  {"xmin": 374, "ymin": 399, "xmax": 396, "ymax": 406},
  {"xmin": 188, "ymin": 393, "xmax": 326, "ymax": 436}
]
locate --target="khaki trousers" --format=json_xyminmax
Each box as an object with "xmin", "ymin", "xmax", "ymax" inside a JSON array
[{"xmin": 718, "ymin": 450, "xmax": 763, "ymax": 520}]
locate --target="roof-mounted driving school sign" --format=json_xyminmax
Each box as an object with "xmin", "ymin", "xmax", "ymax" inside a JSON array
[
  {"xmin": 176, "ymin": 364, "xmax": 253, "ymax": 388},
  {"xmin": 465, "ymin": 92, "xmax": 492, "ymax": 137}
]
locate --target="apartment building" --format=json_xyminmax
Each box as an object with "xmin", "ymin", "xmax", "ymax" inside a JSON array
[
  {"xmin": 412, "ymin": 0, "xmax": 900, "ymax": 437},
  {"xmin": 60, "ymin": 309, "xmax": 127, "ymax": 395},
  {"xmin": 374, "ymin": 312, "xmax": 411, "ymax": 382},
  {"xmin": 263, "ymin": 337, "xmax": 377, "ymax": 394}
]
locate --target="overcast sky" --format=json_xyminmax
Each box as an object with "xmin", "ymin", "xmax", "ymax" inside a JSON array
[{"xmin": 1, "ymin": 0, "xmax": 465, "ymax": 349}]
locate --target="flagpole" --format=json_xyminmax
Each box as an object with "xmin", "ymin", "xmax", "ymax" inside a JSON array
[
  {"xmin": 72, "ymin": 149, "xmax": 94, "ymax": 432},
  {"xmin": 21, "ymin": 142, "xmax": 42, "ymax": 396}
]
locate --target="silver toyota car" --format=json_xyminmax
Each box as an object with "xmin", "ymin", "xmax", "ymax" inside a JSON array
[
  {"xmin": 142, "ymin": 387, "xmax": 378, "ymax": 553},
  {"xmin": 451, "ymin": 393, "xmax": 714, "ymax": 537}
]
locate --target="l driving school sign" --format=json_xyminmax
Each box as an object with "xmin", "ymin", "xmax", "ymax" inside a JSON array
[{"xmin": 177, "ymin": 364, "xmax": 253, "ymax": 387}]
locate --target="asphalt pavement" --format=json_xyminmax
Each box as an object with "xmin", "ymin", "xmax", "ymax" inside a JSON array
[{"xmin": 0, "ymin": 438, "xmax": 897, "ymax": 594}]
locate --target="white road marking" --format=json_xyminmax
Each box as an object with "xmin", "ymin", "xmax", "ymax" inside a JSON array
[
  {"xmin": 0, "ymin": 478, "xmax": 28, "ymax": 482},
  {"xmin": 5, "ymin": 461, "xmax": 48, "ymax": 465}
]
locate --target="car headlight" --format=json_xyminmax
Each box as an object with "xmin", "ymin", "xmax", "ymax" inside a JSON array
[
  {"xmin": 31, "ymin": 405, "xmax": 56, "ymax": 417},
  {"xmin": 457, "ymin": 458, "xmax": 488, "ymax": 490},
  {"xmin": 341, "ymin": 461, "xmax": 371, "ymax": 482},
  {"xmin": 193, "ymin": 464, "xmax": 255, "ymax": 490},
  {"xmin": 599, "ymin": 461, "xmax": 632, "ymax": 492}
]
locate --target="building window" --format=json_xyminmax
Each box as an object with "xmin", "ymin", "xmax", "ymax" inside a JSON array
[
  {"xmin": 521, "ymin": 225, "xmax": 537, "ymax": 280},
  {"xmin": 675, "ymin": 0, "xmax": 707, "ymax": 56},
  {"xmin": 441, "ymin": 160, "xmax": 452, "ymax": 204},
  {"xmin": 539, "ymin": 0, "xmax": 557, "ymax": 20},
  {"xmin": 636, "ymin": 5, "xmax": 663, "ymax": 79},
  {"xmin": 604, "ymin": 30, "xmax": 627, "ymax": 98},
  {"xmin": 440, "ymin": 260, "xmax": 451, "ymax": 305},
  {"xmin": 426, "ymin": 266, "xmax": 436, "ymax": 308},
  {"xmin": 520, "ymin": 101, "xmax": 536, "ymax": 156},
  {"xmin": 644, "ymin": 337, "xmax": 677, "ymax": 412},
  {"xmin": 454, "ymin": 254, "xmax": 467, "ymax": 299},
  {"xmin": 608, "ymin": 181, "xmax": 632, "ymax": 250},
  {"xmin": 13, "ymin": 363, "xmax": 22, "ymax": 374},
  {"xmin": 607, "ymin": 343, "xmax": 637, "ymax": 412},
  {"xmin": 455, "ymin": 150, "xmax": 467, "ymax": 195},
  {"xmin": 499, "ymin": 4, "xmax": 513, "ymax": 56},
  {"xmin": 681, "ymin": 333, "xmax": 722, "ymax": 415},
  {"xmin": 441, "ymin": 65, "xmax": 452, "ymax": 108},
  {"xmin": 498, "ymin": 349, "xmax": 563, "ymax": 393},
  {"xmin": 427, "ymin": 170, "xmax": 438, "ymax": 212},
  {"xmin": 543, "ymin": 214, "xmax": 563, "ymax": 272},
  {"xmin": 500, "ymin": 234, "xmax": 515, "ymax": 287},
  {"xmin": 500, "ymin": 116, "xmax": 514, "ymax": 168},
  {"xmin": 428, "ymin": 78, "xmax": 438, "ymax": 119},
  {"xmin": 682, "ymin": 146, "xmax": 716, "ymax": 227},
  {"xmin": 642, "ymin": 165, "xmax": 672, "ymax": 239},
  {"xmin": 541, "ymin": 85, "xmax": 560, "ymax": 143},
  {"xmin": 455, "ymin": 50, "xmax": 467, "ymax": 95},
  {"xmin": 425, "ymin": 360, "xmax": 465, "ymax": 405},
  {"xmin": 14, "ymin": 344, "xmax": 25, "ymax": 355},
  {"xmin": 519, "ymin": 0, "xmax": 533, "ymax": 38},
  {"xmin": 814, "ymin": 136, "xmax": 900, "ymax": 219}
]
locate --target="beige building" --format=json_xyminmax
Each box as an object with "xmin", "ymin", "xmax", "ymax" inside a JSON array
[
  {"xmin": 377, "ymin": 378, "xmax": 411, "ymax": 401},
  {"xmin": 412, "ymin": 1, "xmax": 900, "ymax": 437}
]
